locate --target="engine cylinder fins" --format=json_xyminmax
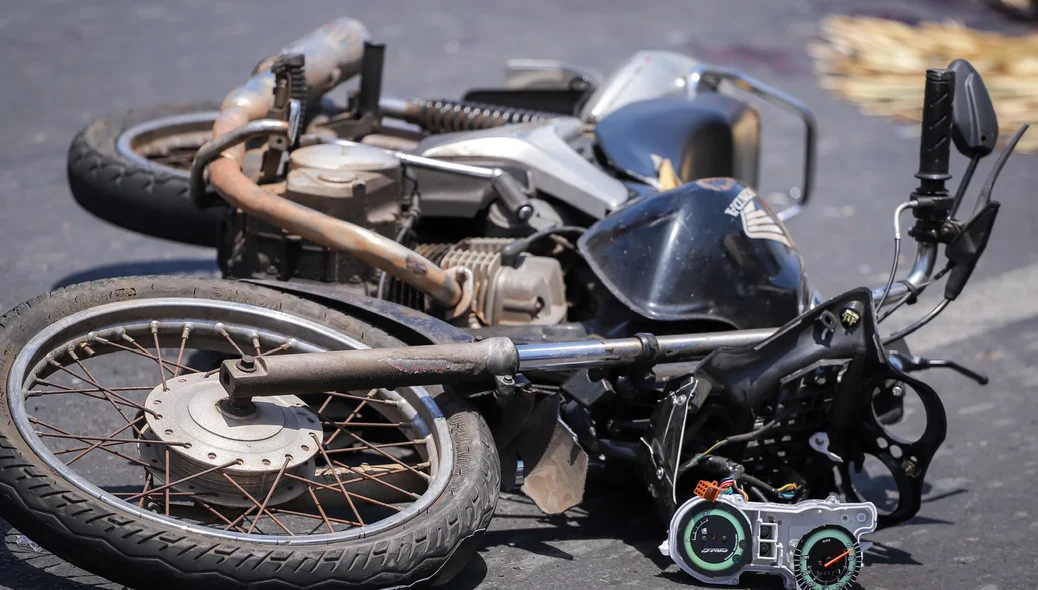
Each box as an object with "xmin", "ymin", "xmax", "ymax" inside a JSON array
[
  {"xmin": 384, "ymin": 238, "xmax": 567, "ymax": 327},
  {"xmin": 384, "ymin": 239, "xmax": 508, "ymax": 324}
]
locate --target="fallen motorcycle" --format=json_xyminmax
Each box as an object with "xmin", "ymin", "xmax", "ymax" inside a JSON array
[{"xmin": 0, "ymin": 16, "xmax": 1018, "ymax": 590}]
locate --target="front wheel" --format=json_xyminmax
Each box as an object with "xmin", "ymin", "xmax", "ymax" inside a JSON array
[{"xmin": 0, "ymin": 277, "xmax": 499, "ymax": 589}]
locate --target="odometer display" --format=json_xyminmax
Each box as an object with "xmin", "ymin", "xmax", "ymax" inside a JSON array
[
  {"xmin": 793, "ymin": 526, "xmax": 861, "ymax": 590},
  {"xmin": 676, "ymin": 501, "xmax": 752, "ymax": 579}
]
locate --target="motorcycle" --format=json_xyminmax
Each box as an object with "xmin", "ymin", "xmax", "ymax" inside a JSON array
[{"xmin": 0, "ymin": 16, "xmax": 1016, "ymax": 590}]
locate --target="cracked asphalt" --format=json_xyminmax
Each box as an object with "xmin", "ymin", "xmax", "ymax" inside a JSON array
[{"xmin": 1, "ymin": 1, "xmax": 1036, "ymax": 589}]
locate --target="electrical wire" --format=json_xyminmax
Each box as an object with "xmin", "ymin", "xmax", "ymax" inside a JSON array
[
  {"xmin": 950, "ymin": 155, "xmax": 981, "ymax": 218},
  {"xmin": 701, "ymin": 439, "xmax": 729, "ymax": 458},
  {"xmin": 883, "ymin": 298, "xmax": 950, "ymax": 345},
  {"xmin": 876, "ymin": 201, "xmax": 918, "ymax": 315},
  {"xmin": 720, "ymin": 479, "xmax": 749, "ymax": 501},
  {"xmin": 733, "ymin": 483, "xmax": 749, "ymax": 501},
  {"xmin": 878, "ymin": 271, "xmax": 946, "ymax": 323},
  {"xmin": 697, "ymin": 419, "xmax": 780, "ymax": 463}
]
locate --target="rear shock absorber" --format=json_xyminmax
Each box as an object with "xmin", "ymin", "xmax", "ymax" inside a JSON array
[{"xmin": 390, "ymin": 99, "xmax": 559, "ymax": 133}]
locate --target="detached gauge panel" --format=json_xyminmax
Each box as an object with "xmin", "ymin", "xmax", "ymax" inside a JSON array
[
  {"xmin": 660, "ymin": 493, "xmax": 876, "ymax": 590},
  {"xmin": 794, "ymin": 526, "xmax": 863, "ymax": 590},
  {"xmin": 674, "ymin": 500, "xmax": 753, "ymax": 578}
]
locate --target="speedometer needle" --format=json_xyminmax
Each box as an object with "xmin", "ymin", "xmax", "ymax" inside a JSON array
[{"xmin": 824, "ymin": 548, "xmax": 852, "ymax": 568}]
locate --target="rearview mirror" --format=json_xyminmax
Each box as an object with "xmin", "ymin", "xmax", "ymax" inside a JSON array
[{"xmin": 948, "ymin": 59, "xmax": 998, "ymax": 158}]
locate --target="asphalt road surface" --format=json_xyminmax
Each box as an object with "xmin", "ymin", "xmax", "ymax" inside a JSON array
[{"xmin": 1, "ymin": 1, "xmax": 1037, "ymax": 589}]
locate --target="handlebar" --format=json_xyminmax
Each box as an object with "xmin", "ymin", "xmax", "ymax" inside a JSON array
[{"xmin": 869, "ymin": 242, "xmax": 938, "ymax": 307}]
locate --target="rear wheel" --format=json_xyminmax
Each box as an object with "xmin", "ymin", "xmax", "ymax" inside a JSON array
[
  {"xmin": 0, "ymin": 277, "xmax": 499, "ymax": 589},
  {"xmin": 67, "ymin": 102, "xmax": 227, "ymax": 246}
]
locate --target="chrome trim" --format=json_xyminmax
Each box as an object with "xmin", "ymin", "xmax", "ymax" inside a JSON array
[
  {"xmin": 580, "ymin": 50, "xmax": 699, "ymax": 124},
  {"xmin": 504, "ymin": 58, "xmax": 601, "ymax": 91},
  {"xmin": 689, "ymin": 66, "xmax": 816, "ymax": 220},
  {"xmin": 515, "ymin": 328, "xmax": 779, "ymax": 370}
]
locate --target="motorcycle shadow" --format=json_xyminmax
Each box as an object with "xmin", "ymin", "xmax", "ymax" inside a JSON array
[
  {"xmin": 0, "ymin": 519, "xmax": 121, "ymax": 589},
  {"xmin": 452, "ymin": 464, "xmax": 676, "ymax": 589},
  {"xmin": 51, "ymin": 259, "xmax": 218, "ymax": 290}
]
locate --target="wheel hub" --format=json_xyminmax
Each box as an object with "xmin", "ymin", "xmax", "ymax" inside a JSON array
[{"xmin": 138, "ymin": 372, "xmax": 322, "ymax": 508}]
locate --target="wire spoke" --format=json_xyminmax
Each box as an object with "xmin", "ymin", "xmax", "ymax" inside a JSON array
[
  {"xmin": 217, "ymin": 325, "xmax": 245, "ymax": 357},
  {"xmin": 28, "ymin": 384, "xmax": 154, "ymax": 397},
  {"xmin": 307, "ymin": 485, "xmax": 337, "ymax": 532},
  {"xmin": 36, "ymin": 432, "xmax": 185, "ymax": 446},
  {"xmin": 322, "ymin": 421, "xmax": 409, "ymax": 428},
  {"xmin": 247, "ymin": 456, "xmax": 291, "ymax": 534},
  {"xmin": 329, "ymin": 459, "xmax": 422, "ymax": 500},
  {"xmin": 173, "ymin": 326, "xmax": 191, "ymax": 378},
  {"xmin": 49, "ymin": 359, "xmax": 157, "ymax": 420},
  {"xmin": 318, "ymin": 411, "xmax": 429, "ymax": 481},
  {"xmin": 124, "ymin": 460, "xmax": 241, "ymax": 502},
  {"xmin": 66, "ymin": 416, "xmax": 147, "ymax": 466},
  {"xmin": 92, "ymin": 334, "xmax": 200, "ymax": 375},
  {"xmin": 164, "ymin": 448, "xmax": 171, "ymax": 517},
  {"xmin": 256, "ymin": 340, "xmax": 294, "ymax": 358},
  {"xmin": 220, "ymin": 473, "xmax": 293, "ymax": 535},
  {"xmin": 325, "ymin": 439, "xmax": 427, "ymax": 455},
  {"xmin": 194, "ymin": 497, "xmax": 247, "ymax": 533},
  {"xmin": 318, "ymin": 391, "xmax": 400, "ymax": 406},
  {"xmin": 33, "ymin": 376, "xmax": 154, "ymax": 416},
  {"xmin": 223, "ymin": 506, "xmax": 257, "ymax": 531},
  {"xmin": 323, "ymin": 389, "xmax": 379, "ymax": 447},
  {"xmin": 140, "ymin": 472, "xmax": 154, "ymax": 508},
  {"xmin": 151, "ymin": 323, "xmax": 169, "ymax": 392},
  {"xmin": 114, "ymin": 490, "xmax": 209, "ymax": 498},
  {"xmin": 30, "ymin": 418, "xmax": 152, "ymax": 468},
  {"xmin": 311, "ymin": 434, "xmax": 364, "ymax": 526},
  {"xmin": 286, "ymin": 475, "xmax": 402, "ymax": 511}
]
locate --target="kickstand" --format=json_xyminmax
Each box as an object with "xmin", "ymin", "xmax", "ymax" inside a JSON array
[{"xmin": 889, "ymin": 350, "xmax": 989, "ymax": 385}]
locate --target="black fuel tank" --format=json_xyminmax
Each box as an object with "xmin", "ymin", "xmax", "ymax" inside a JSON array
[{"xmin": 577, "ymin": 178, "xmax": 808, "ymax": 329}]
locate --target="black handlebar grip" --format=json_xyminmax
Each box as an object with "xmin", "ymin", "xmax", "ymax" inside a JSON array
[
  {"xmin": 491, "ymin": 171, "xmax": 534, "ymax": 221},
  {"xmin": 915, "ymin": 68, "xmax": 955, "ymax": 194}
]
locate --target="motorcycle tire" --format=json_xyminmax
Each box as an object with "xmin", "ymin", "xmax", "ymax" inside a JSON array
[
  {"xmin": 67, "ymin": 102, "xmax": 228, "ymax": 247},
  {"xmin": 0, "ymin": 276, "xmax": 500, "ymax": 590}
]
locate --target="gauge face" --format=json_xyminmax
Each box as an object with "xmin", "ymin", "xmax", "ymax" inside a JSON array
[
  {"xmin": 793, "ymin": 526, "xmax": 862, "ymax": 590},
  {"xmin": 676, "ymin": 501, "xmax": 752, "ymax": 578}
]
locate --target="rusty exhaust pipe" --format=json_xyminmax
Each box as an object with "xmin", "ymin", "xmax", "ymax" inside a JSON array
[{"xmin": 204, "ymin": 18, "xmax": 465, "ymax": 308}]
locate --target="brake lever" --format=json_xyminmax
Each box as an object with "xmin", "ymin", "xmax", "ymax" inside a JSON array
[{"xmin": 888, "ymin": 350, "xmax": 989, "ymax": 385}]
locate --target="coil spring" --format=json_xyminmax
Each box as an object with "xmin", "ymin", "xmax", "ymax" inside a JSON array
[{"xmin": 410, "ymin": 99, "xmax": 558, "ymax": 133}]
